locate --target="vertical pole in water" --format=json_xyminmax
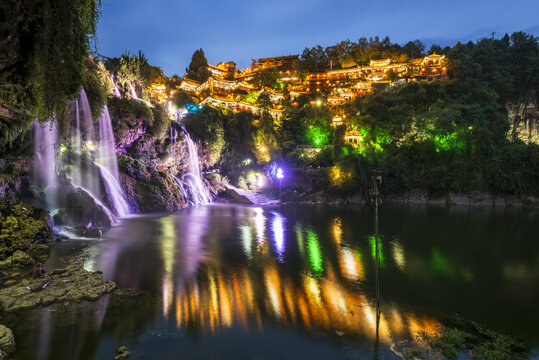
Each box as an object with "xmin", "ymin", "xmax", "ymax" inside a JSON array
[
  {"xmin": 371, "ymin": 168, "xmax": 381, "ymax": 360},
  {"xmin": 374, "ymin": 172, "xmax": 380, "ymax": 317}
]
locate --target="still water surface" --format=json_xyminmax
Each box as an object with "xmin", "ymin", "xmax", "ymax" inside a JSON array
[{"xmin": 8, "ymin": 204, "xmax": 539, "ymax": 359}]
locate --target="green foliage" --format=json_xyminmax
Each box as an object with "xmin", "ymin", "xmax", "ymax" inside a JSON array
[
  {"xmin": 82, "ymin": 58, "xmax": 108, "ymax": 119},
  {"xmin": 0, "ymin": 202, "xmax": 52, "ymax": 260},
  {"xmin": 185, "ymin": 49, "xmax": 211, "ymax": 82},
  {"xmin": 305, "ymin": 126, "xmax": 330, "ymax": 146},
  {"xmin": 108, "ymin": 97, "xmax": 154, "ymax": 130},
  {"xmin": 254, "ymin": 67, "xmax": 281, "ymax": 88},
  {"xmin": 183, "ymin": 107, "xmax": 226, "ymax": 166},
  {"xmin": 299, "ymin": 36, "xmax": 414, "ymax": 72},
  {"xmin": 0, "ymin": 0, "xmax": 101, "ymax": 151},
  {"xmin": 244, "ymin": 90, "xmax": 260, "ymax": 104},
  {"xmin": 149, "ymin": 103, "xmax": 171, "ymax": 138},
  {"xmin": 419, "ymin": 325, "xmax": 529, "ymax": 360},
  {"xmin": 173, "ymin": 89, "xmax": 196, "ymax": 108}
]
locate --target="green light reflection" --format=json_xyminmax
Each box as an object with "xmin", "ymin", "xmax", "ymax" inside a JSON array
[
  {"xmin": 307, "ymin": 228, "xmax": 324, "ymax": 276},
  {"xmin": 368, "ymin": 234, "xmax": 384, "ymax": 267}
]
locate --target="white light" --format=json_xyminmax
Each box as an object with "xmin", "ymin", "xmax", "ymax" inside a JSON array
[{"xmin": 276, "ymin": 168, "xmax": 284, "ymax": 179}]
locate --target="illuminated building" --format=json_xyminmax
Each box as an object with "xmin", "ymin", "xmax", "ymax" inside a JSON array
[
  {"xmin": 207, "ymin": 61, "xmax": 237, "ymax": 79},
  {"xmin": 345, "ymin": 130, "xmax": 362, "ymax": 146},
  {"xmin": 331, "ymin": 116, "xmax": 343, "ymax": 127}
]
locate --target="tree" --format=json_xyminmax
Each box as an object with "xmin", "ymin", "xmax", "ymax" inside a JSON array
[
  {"xmin": 173, "ymin": 89, "xmax": 195, "ymax": 108},
  {"xmin": 403, "ymin": 40, "xmax": 426, "ymax": 59},
  {"xmin": 254, "ymin": 67, "xmax": 281, "ymax": 88},
  {"xmin": 428, "ymin": 44, "xmax": 443, "ymax": 55},
  {"xmin": 185, "ymin": 49, "xmax": 211, "ymax": 82}
]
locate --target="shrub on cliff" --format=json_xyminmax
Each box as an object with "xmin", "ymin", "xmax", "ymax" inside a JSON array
[{"xmin": 0, "ymin": 202, "xmax": 52, "ymax": 261}]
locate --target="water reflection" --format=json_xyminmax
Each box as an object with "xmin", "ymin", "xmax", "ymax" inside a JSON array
[
  {"xmin": 271, "ymin": 212, "xmax": 286, "ymax": 262},
  {"xmin": 13, "ymin": 204, "xmax": 539, "ymax": 360},
  {"xmin": 154, "ymin": 206, "xmax": 439, "ymax": 343}
]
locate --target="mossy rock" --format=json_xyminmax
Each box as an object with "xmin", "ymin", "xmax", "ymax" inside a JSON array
[
  {"xmin": 0, "ymin": 261, "xmax": 117, "ymax": 312},
  {"xmin": 0, "ymin": 325, "xmax": 15, "ymax": 357},
  {"xmin": 0, "ymin": 250, "xmax": 34, "ymax": 270}
]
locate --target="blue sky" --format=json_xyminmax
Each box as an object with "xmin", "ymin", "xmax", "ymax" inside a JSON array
[{"xmin": 96, "ymin": 0, "xmax": 539, "ymax": 76}]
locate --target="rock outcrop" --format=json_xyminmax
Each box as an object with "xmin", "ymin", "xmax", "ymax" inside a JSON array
[
  {"xmin": 0, "ymin": 261, "xmax": 116, "ymax": 312},
  {"xmin": 0, "ymin": 325, "xmax": 15, "ymax": 359}
]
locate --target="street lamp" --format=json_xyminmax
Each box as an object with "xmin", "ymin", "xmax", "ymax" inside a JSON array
[{"xmin": 276, "ymin": 168, "xmax": 284, "ymax": 203}]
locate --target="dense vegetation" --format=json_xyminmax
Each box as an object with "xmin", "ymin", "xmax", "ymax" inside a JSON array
[
  {"xmin": 298, "ymin": 36, "xmax": 448, "ymax": 73},
  {"xmin": 186, "ymin": 33, "xmax": 539, "ymax": 197},
  {"xmin": 0, "ymin": 0, "xmax": 102, "ymax": 153}
]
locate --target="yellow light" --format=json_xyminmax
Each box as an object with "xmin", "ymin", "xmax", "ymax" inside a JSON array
[{"xmin": 260, "ymin": 146, "xmax": 267, "ymax": 153}]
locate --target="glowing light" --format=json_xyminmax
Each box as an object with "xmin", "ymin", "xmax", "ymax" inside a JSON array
[
  {"xmin": 276, "ymin": 168, "xmax": 284, "ymax": 179},
  {"xmin": 260, "ymin": 146, "xmax": 267, "ymax": 153},
  {"xmin": 256, "ymin": 174, "xmax": 265, "ymax": 187}
]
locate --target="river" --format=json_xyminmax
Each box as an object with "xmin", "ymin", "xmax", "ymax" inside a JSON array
[{"xmin": 6, "ymin": 204, "xmax": 539, "ymax": 359}]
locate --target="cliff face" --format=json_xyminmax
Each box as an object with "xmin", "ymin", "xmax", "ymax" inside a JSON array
[
  {"xmin": 506, "ymin": 96, "xmax": 539, "ymax": 144},
  {"xmin": 109, "ymin": 103, "xmax": 213, "ymax": 212}
]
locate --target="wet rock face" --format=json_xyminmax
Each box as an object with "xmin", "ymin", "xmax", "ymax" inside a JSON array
[
  {"xmin": 0, "ymin": 261, "xmax": 116, "ymax": 312},
  {"xmin": 119, "ymin": 157, "xmax": 187, "ymax": 212},
  {"xmin": 53, "ymin": 188, "xmax": 113, "ymax": 230},
  {"xmin": 0, "ymin": 325, "xmax": 15, "ymax": 358}
]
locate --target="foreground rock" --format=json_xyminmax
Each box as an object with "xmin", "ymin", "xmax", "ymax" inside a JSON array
[
  {"xmin": 0, "ymin": 261, "xmax": 116, "ymax": 312},
  {"xmin": 0, "ymin": 325, "xmax": 15, "ymax": 359},
  {"xmin": 114, "ymin": 346, "xmax": 130, "ymax": 360},
  {"xmin": 0, "ymin": 250, "xmax": 34, "ymax": 270}
]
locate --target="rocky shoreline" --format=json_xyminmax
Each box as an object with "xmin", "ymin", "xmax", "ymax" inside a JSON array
[{"xmin": 282, "ymin": 189, "xmax": 538, "ymax": 208}]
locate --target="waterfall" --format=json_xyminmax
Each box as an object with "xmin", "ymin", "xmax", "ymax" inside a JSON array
[
  {"xmin": 68, "ymin": 89, "xmax": 101, "ymax": 201},
  {"xmin": 180, "ymin": 126, "xmax": 211, "ymax": 205},
  {"xmin": 64, "ymin": 90, "xmax": 129, "ymax": 222},
  {"xmin": 32, "ymin": 120, "xmax": 58, "ymax": 210},
  {"xmin": 128, "ymin": 81, "xmax": 138, "ymax": 100},
  {"xmin": 110, "ymin": 73, "xmax": 122, "ymax": 98},
  {"xmin": 96, "ymin": 105, "xmax": 130, "ymax": 217}
]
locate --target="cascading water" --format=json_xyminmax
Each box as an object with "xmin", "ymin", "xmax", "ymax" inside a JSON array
[
  {"xmin": 96, "ymin": 105, "xmax": 130, "ymax": 216},
  {"xmin": 63, "ymin": 90, "xmax": 130, "ymax": 222},
  {"xmin": 68, "ymin": 89, "xmax": 102, "ymax": 202},
  {"xmin": 110, "ymin": 73, "xmax": 122, "ymax": 98},
  {"xmin": 128, "ymin": 81, "xmax": 138, "ymax": 100},
  {"xmin": 32, "ymin": 120, "xmax": 58, "ymax": 210},
  {"xmin": 179, "ymin": 126, "xmax": 211, "ymax": 205}
]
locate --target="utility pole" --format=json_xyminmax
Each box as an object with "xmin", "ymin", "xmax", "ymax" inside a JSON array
[{"xmin": 369, "ymin": 167, "xmax": 382, "ymax": 360}]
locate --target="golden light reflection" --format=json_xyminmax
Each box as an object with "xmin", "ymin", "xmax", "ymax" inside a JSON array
[
  {"xmin": 158, "ymin": 215, "xmax": 440, "ymax": 343},
  {"xmin": 338, "ymin": 247, "xmax": 365, "ymax": 281},
  {"xmin": 332, "ymin": 217, "xmax": 342, "ymax": 245},
  {"xmin": 392, "ymin": 239, "xmax": 406, "ymax": 271},
  {"xmin": 163, "ymin": 259, "xmax": 440, "ymax": 343}
]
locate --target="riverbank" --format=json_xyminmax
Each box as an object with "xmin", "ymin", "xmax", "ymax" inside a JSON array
[{"xmin": 278, "ymin": 188, "xmax": 539, "ymax": 208}]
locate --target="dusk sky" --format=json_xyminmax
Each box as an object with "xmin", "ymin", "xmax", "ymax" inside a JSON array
[{"xmin": 97, "ymin": 0, "xmax": 539, "ymax": 76}]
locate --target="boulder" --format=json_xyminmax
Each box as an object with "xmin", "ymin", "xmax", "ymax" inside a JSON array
[
  {"xmin": 53, "ymin": 188, "xmax": 112, "ymax": 230},
  {"xmin": 0, "ymin": 325, "xmax": 15, "ymax": 358}
]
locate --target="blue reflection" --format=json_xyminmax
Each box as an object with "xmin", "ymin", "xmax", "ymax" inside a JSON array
[{"xmin": 271, "ymin": 212, "xmax": 286, "ymax": 263}]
